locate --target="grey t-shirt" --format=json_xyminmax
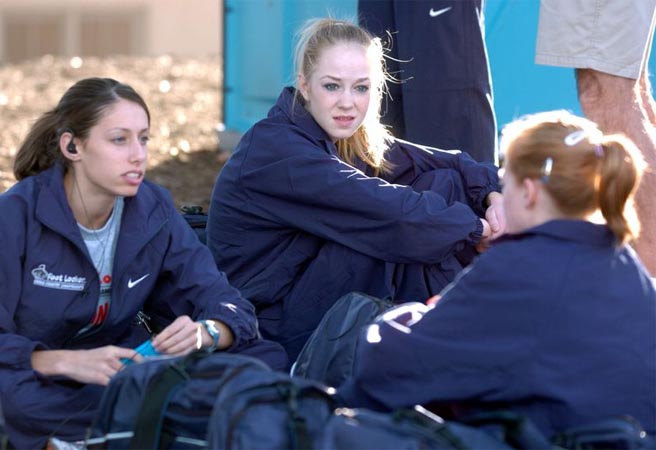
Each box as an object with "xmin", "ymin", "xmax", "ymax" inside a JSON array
[{"xmin": 76, "ymin": 197, "xmax": 124, "ymax": 336}]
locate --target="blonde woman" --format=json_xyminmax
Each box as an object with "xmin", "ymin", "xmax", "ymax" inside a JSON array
[{"xmin": 208, "ymin": 18, "xmax": 505, "ymax": 361}]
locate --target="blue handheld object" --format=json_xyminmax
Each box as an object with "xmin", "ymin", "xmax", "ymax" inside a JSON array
[
  {"xmin": 121, "ymin": 339, "xmax": 161, "ymax": 365},
  {"xmin": 135, "ymin": 339, "xmax": 160, "ymax": 357}
]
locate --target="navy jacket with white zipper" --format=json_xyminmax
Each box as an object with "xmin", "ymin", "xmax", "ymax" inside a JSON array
[
  {"xmin": 0, "ymin": 163, "xmax": 259, "ymax": 448},
  {"xmin": 339, "ymin": 220, "xmax": 656, "ymax": 438}
]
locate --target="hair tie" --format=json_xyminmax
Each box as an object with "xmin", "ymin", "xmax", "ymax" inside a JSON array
[{"xmin": 594, "ymin": 143, "xmax": 604, "ymax": 158}]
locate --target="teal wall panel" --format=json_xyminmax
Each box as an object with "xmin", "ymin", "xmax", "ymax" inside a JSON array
[
  {"xmin": 223, "ymin": 0, "xmax": 356, "ymax": 133},
  {"xmin": 486, "ymin": 0, "xmax": 581, "ymax": 125},
  {"xmin": 223, "ymin": 0, "xmax": 656, "ymax": 136}
]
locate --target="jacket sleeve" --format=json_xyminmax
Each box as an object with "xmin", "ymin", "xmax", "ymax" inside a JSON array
[
  {"xmin": 382, "ymin": 139, "xmax": 500, "ymax": 216},
  {"xmin": 338, "ymin": 245, "xmax": 539, "ymax": 411},
  {"xmin": 149, "ymin": 194, "xmax": 258, "ymax": 351},
  {"xmin": 0, "ymin": 194, "xmax": 45, "ymax": 382},
  {"xmin": 238, "ymin": 125, "xmax": 484, "ymax": 265}
]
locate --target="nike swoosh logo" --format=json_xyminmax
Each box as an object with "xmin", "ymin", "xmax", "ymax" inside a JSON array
[
  {"xmin": 127, "ymin": 274, "xmax": 150, "ymax": 289},
  {"xmin": 429, "ymin": 6, "xmax": 452, "ymax": 17}
]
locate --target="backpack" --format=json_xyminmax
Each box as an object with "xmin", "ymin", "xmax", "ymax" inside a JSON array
[
  {"xmin": 206, "ymin": 368, "xmax": 338, "ymax": 449},
  {"xmin": 180, "ymin": 205, "xmax": 208, "ymax": 245},
  {"xmin": 291, "ymin": 291, "xmax": 395, "ymax": 387},
  {"xmin": 87, "ymin": 351, "xmax": 270, "ymax": 449},
  {"xmin": 318, "ymin": 406, "xmax": 512, "ymax": 450},
  {"xmin": 551, "ymin": 416, "xmax": 656, "ymax": 449},
  {"xmin": 319, "ymin": 406, "xmax": 551, "ymax": 450}
]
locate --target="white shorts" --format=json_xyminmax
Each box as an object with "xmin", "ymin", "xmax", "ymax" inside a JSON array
[{"xmin": 535, "ymin": 0, "xmax": 656, "ymax": 79}]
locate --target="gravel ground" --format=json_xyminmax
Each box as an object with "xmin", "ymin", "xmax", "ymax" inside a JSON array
[{"xmin": 0, "ymin": 55, "xmax": 225, "ymax": 211}]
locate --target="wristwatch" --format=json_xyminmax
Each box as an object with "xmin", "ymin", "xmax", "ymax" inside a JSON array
[{"xmin": 200, "ymin": 319, "xmax": 221, "ymax": 352}]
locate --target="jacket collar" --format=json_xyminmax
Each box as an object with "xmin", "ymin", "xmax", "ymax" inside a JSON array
[
  {"xmin": 35, "ymin": 164, "xmax": 85, "ymax": 247},
  {"xmin": 111, "ymin": 181, "xmax": 169, "ymax": 284},
  {"xmin": 34, "ymin": 164, "xmax": 168, "ymax": 268},
  {"xmin": 272, "ymin": 87, "xmax": 336, "ymax": 150},
  {"xmin": 498, "ymin": 219, "xmax": 616, "ymax": 247}
]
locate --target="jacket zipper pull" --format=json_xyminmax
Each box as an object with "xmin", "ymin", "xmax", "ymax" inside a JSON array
[{"xmin": 135, "ymin": 310, "xmax": 153, "ymax": 335}]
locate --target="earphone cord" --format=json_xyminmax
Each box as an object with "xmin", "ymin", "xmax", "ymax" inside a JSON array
[
  {"xmin": 46, "ymin": 398, "xmax": 96, "ymax": 445},
  {"xmin": 45, "ymin": 354, "xmax": 137, "ymax": 446},
  {"xmin": 42, "ymin": 179, "xmax": 122, "ymax": 445},
  {"xmin": 72, "ymin": 176, "xmax": 113, "ymax": 275}
]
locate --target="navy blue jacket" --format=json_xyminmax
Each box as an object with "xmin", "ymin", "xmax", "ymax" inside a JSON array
[
  {"xmin": 208, "ymin": 87, "xmax": 499, "ymax": 360},
  {"xmin": 0, "ymin": 164, "xmax": 258, "ymax": 448},
  {"xmin": 339, "ymin": 220, "xmax": 656, "ymax": 438}
]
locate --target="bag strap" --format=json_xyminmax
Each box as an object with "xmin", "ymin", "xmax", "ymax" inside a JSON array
[
  {"xmin": 0, "ymin": 401, "xmax": 7, "ymax": 450},
  {"xmin": 128, "ymin": 352, "xmax": 206, "ymax": 449},
  {"xmin": 458, "ymin": 410, "xmax": 551, "ymax": 449},
  {"xmin": 285, "ymin": 384, "xmax": 312, "ymax": 450}
]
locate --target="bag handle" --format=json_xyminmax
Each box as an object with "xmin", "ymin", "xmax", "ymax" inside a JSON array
[
  {"xmin": 128, "ymin": 351, "xmax": 208, "ymax": 449},
  {"xmin": 394, "ymin": 406, "xmax": 470, "ymax": 450}
]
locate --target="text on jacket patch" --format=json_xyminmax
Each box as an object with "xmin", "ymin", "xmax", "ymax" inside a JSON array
[{"xmin": 31, "ymin": 264, "xmax": 87, "ymax": 291}]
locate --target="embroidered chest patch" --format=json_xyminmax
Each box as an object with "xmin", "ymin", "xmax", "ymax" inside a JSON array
[{"xmin": 31, "ymin": 264, "xmax": 87, "ymax": 291}]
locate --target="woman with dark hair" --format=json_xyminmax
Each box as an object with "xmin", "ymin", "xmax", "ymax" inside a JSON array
[{"xmin": 0, "ymin": 77, "xmax": 282, "ymax": 448}]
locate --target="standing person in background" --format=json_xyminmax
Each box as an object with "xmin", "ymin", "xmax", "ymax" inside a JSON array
[
  {"xmin": 359, "ymin": 0, "xmax": 498, "ymax": 164},
  {"xmin": 339, "ymin": 110, "xmax": 655, "ymax": 438},
  {"xmin": 0, "ymin": 77, "xmax": 284, "ymax": 449},
  {"xmin": 536, "ymin": 0, "xmax": 656, "ymax": 274},
  {"xmin": 208, "ymin": 18, "xmax": 505, "ymax": 363}
]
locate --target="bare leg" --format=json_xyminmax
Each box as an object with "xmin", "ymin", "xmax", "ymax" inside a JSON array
[
  {"xmin": 638, "ymin": 71, "xmax": 656, "ymax": 126},
  {"xmin": 577, "ymin": 68, "xmax": 656, "ymax": 274},
  {"xmin": 636, "ymin": 72, "xmax": 656, "ymax": 276}
]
